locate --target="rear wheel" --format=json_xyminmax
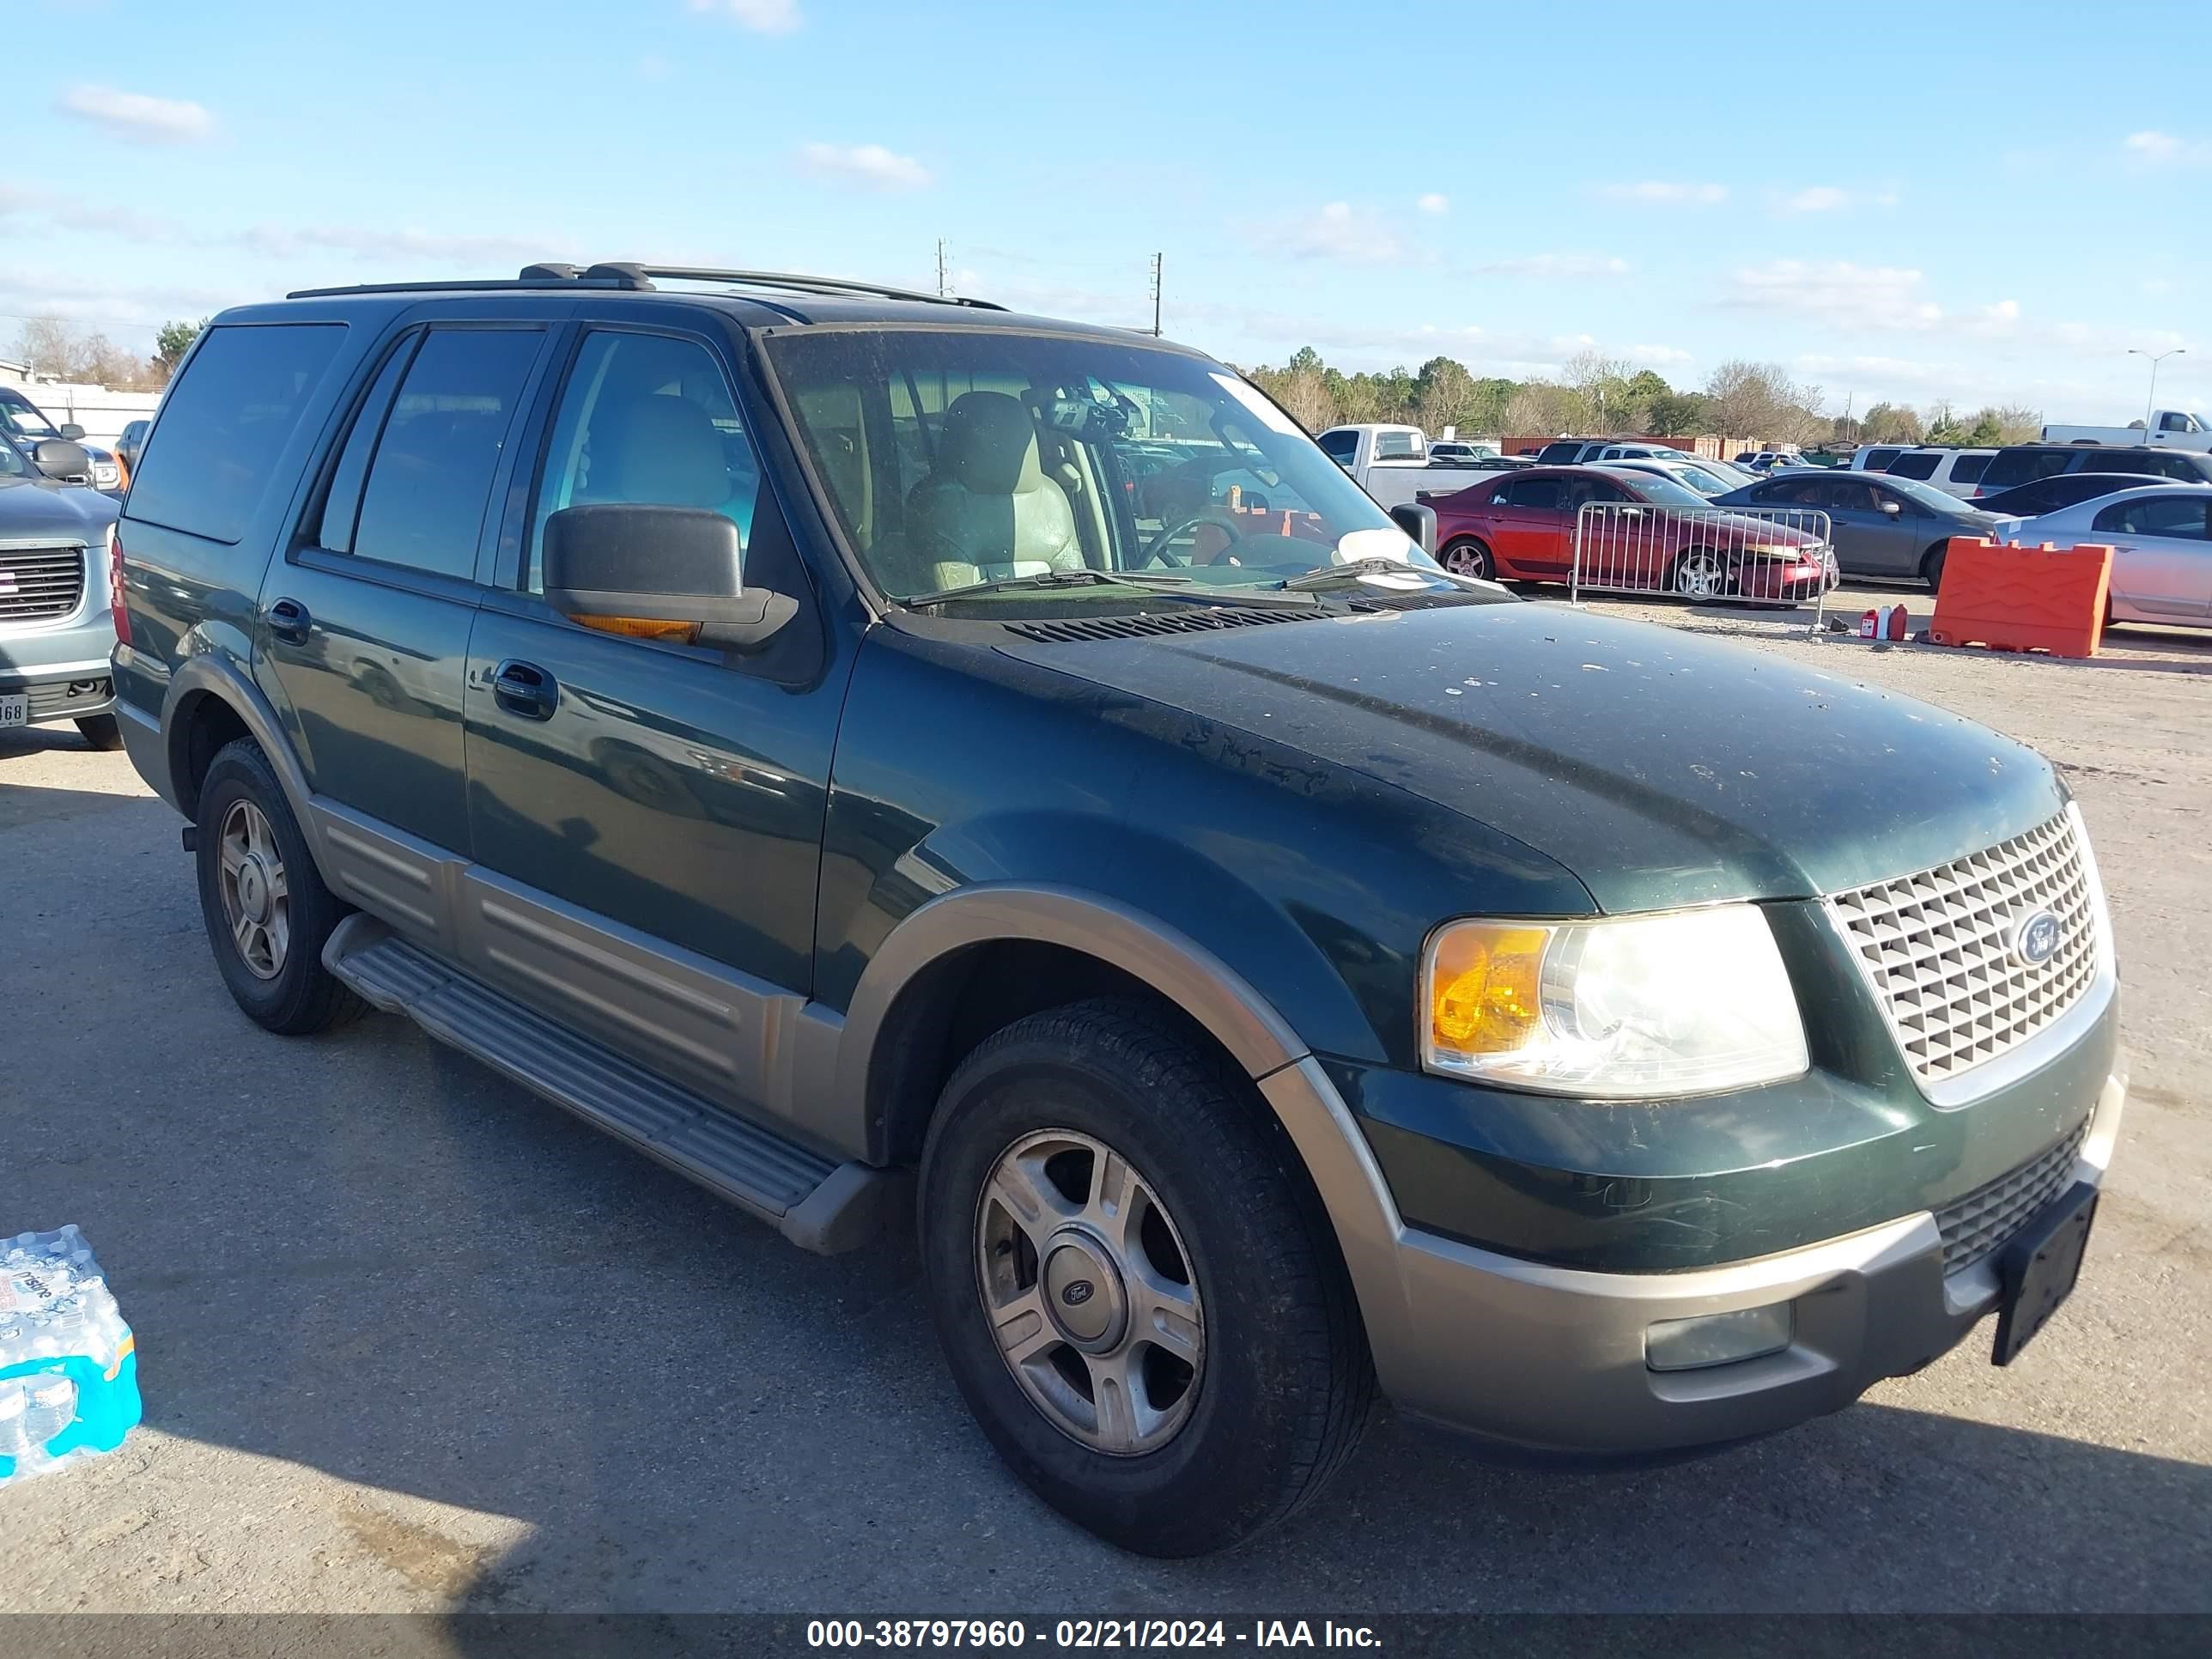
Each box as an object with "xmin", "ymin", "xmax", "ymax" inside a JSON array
[
  {"xmin": 194, "ymin": 738, "xmax": 365, "ymax": 1035},
  {"xmin": 74, "ymin": 714, "xmax": 124, "ymax": 751},
  {"xmin": 1670, "ymin": 547, "xmax": 1733, "ymax": 600},
  {"xmin": 1439, "ymin": 537, "xmax": 1493, "ymax": 580},
  {"xmin": 920, "ymin": 999, "xmax": 1374, "ymax": 1557}
]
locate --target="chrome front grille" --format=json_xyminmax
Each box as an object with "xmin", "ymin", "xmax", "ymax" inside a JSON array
[
  {"xmin": 1828, "ymin": 811, "xmax": 2100, "ymax": 1092},
  {"xmin": 1936, "ymin": 1120, "xmax": 2089, "ymax": 1275},
  {"xmin": 0, "ymin": 544, "xmax": 88, "ymax": 624}
]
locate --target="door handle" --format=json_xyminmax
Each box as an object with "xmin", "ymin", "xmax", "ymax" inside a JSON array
[
  {"xmin": 265, "ymin": 597, "xmax": 312, "ymax": 647},
  {"xmin": 489, "ymin": 658, "xmax": 558, "ymax": 720}
]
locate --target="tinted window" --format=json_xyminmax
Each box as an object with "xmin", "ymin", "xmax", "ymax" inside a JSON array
[
  {"xmin": 1316, "ymin": 430, "xmax": 1358, "ymax": 464},
  {"xmin": 1862, "ymin": 447, "xmax": 1902, "ymax": 471},
  {"xmin": 312, "ymin": 337, "xmax": 418, "ymax": 554},
  {"xmin": 1504, "ymin": 477, "xmax": 1565, "ymax": 509},
  {"xmin": 1537, "ymin": 442, "xmax": 1583, "ymax": 465},
  {"xmin": 529, "ymin": 330, "xmax": 763, "ymax": 592},
  {"xmin": 2093, "ymin": 495, "xmax": 2210, "ymax": 538},
  {"xmin": 125, "ymin": 323, "xmax": 345, "ymax": 544},
  {"xmin": 1952, "ymin": 453, "xmax": 1991, "ymax": 484},
  {"xmin": 350, "ymin": 328, "xmax": 542, "ymax": 579},
  {"xmin": 1887, "ymin": 451, "xmax": 1940, "ymax": 480},
  {"xmin": 1980, "ymin": 448, "xmax": 2071, "ymax": 489}
]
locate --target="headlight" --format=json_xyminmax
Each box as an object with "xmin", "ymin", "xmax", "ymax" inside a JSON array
[{"xmin": 1420, "ymin": 906, "xmax": 1808, "ymax": 1097}]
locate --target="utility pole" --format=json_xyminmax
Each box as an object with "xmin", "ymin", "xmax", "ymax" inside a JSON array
[
  {"xmin": 2129, "ymin": 347, "xmax": 2185, "ymax": 431},
  {"xmin": 1149, "ymin": 252, "xmax": 1162, "ymax": 337},
  {"xmin": 936, "ymin": 238, "xmax": 951, "ymax": 300}
]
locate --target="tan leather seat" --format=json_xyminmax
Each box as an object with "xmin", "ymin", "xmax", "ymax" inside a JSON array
[
  {"xmin": 902, "ymin": 391, "xmax": 1083, "ymax": 590},
  {"xmin": 592, "ymin": 395, "xmax": 757, "ymax": 541}
]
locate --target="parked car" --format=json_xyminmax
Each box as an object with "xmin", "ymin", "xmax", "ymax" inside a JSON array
[
  {"xmin": 2043, "ymin": 409, "xmax": 2212, "ymax": 452},
  {"xmin": 114, "ymin": 418, "xmax": 151, "ymax": 479},
  {"xmin": 1316, "ymin": 422, "xmax": 1497, "ymax": 509},
  {"xmin": 1735, "ymin": 450, "xmax": 1802, "ymax": 472},
  {"xmin": 2012, "ymin": 486, "xmax": 2212, "ymax": 628},
  {"xmin": 1978, "ymin": 443, "xmax": 2212, "ymax": 495},
  {"xmin": 0, "ymin": 387, "xmax": 124, "ymax": 494},
  {"xmin": 1427, "ymin": 439, "xmax": 1500, "ymax": 465},
  {"xmin": 1422, "ymin": 464, "xmax": 1832, "ymax": 599},
  {"xmin": 1973, "ymin": 471, "xmax": 2197, "ymax": 520},
  {"xmin": 1713, "ymin": 471, "xmax": 2014, "ymax": 588},
  {"xmin": 1536, "ymin": 438, "xmax": 1695, "ymax": 465},
  {"xmin": 1881, "ymin": 447, "xmax": 1996, "ymax": 499},
  {"xmin": 0, "ymin": 428, "xmax": 123, "ymax": 746},
  {"xmin": 111, "ymin": 264, "xmax": 2127, "ymax": 1557},
  {"xmin": 1601, "ymin": 456, "xmax": 1747, "ymax": 498},
  {"xmin": 1850, "ymin": 443, "xmax": 1913, "ymax": 473}
]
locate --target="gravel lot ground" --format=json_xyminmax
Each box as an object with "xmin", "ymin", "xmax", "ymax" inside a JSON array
[{"xmin": 2, "ymin": 588, "xmax": 2206, "ymax": 1620}]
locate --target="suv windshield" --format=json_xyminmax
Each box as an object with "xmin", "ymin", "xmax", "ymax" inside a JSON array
[{"xmin": 764, "ymin": 330, "xmax": 1431, "ymax": 602}]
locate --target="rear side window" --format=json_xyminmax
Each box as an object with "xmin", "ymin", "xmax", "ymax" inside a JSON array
[
  {"xmin": 1980, "ymin": 448, "xmax": 2069, "ymax": 489},
  {"xmin": 1952, "ymin": 453, "xmax": 1991, "ymax": 484},
  {"xmin": 1373, "ymin": 430, "xmax": 1421, "ymax": 460},
  {"xmin": 349, "ymin": 327, "xmax": 544, "ymax": 579},
  {"xmin": 2081, "ymin": 448, "xmax": 2167, "ymax": 476},
  {"xmin": 1537, "ymin": 442, "xmax": 1583, "ymax": 465},
  {"xmin": 1887, "ymin": 451, "xmax": 1940, "ymax": 480},
  {"xmin": 126, "ymin": 323, "xmax": 346, "ymax": 544},
  {"xmin": 1504, "ymin": 477, "xmax": 1564, "ymax": 509},
  {"xmin": 2093, "ymin": 495, "xmax": 2210, "ymax": 538},
  {"xmin": 1862, "ymin": 448, "xmax": 1901, "ymax": 471}
]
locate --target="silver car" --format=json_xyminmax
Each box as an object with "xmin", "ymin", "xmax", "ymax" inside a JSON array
[
  {"xmin": 0, "ymin": 432, "xmax": 123, "ymax": 746},
  {"xmin": 2014, "ymin": 485, "xmax": 2212, "ymax": 628}
]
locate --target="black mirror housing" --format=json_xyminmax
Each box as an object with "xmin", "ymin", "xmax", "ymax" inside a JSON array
[
  {"xmin": 32, "ymin": 439, "xmax": 91, "ymax": 482},
  {"xmin": 544, "ymin": 503, "xmax": 793, "ymax": 652},
  {"xmin": 1389, "ymin": 501, "xmax": 1437, "ymax": 555},
  {"xmin": 58, "ymin": 422, "xmax": 86, "ymax": 441}
]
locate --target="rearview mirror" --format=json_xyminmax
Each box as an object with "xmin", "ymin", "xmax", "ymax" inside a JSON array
[
  {"xmin": 1389, "ymin": 501, "xmax": 1437, "ymax": 555},
  {"xmin": 32, "ymin": 439, "xmax": 90, "ymax": 482},
  {"xmin": 543, "ymin": 503, "xmax": 794, "ymax": 652},
  {"xmin": 58, "ymin": 422, "xmax": 85, "ymax": 441}
]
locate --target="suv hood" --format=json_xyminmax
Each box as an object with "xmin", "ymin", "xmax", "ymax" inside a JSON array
[
  {"xmin": 0, "ymin": 473, "xmax": 120, "ymax": 539},
  {"xmin": 1000, "ymin": 601, "xmax": 2064, "ymax": 912}
]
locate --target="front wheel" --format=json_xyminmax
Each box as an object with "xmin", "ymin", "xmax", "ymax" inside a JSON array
[
  {"xmin": 1439, "ymin": 537, "xmax": 1494, "ymax": 580},
  {"xmin": 920, "ymin": 1000, "xmax": 1374, "ymax": 1557},
  {"xmin": 1923, "ymin": 544, "xmax": 1948, "ymax": 593}
]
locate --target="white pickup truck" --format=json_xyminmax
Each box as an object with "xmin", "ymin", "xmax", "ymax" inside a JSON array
[
  {"xmin": 1315, "ymin": 423, "xmax": 1481, "ymax": 508},
  {"xmin": 2042, "ymin": 409, "xmax": 2212, "ymax": 452}
]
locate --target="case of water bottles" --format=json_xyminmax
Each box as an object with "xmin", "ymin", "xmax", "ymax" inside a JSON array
[{"xmin": 0, "ymin": 1225, "xmax": 141, "ymax": 1486}]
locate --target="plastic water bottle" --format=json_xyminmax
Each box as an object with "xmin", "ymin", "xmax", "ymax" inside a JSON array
[{"xmin": 0, "ymin": 1225, "xmax": 141, "ymax": 1486}]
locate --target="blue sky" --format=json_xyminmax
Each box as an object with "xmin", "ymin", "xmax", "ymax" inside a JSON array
[{"xmin": 5, "ymin": 0, "xmax": 2209, "ymax": 422}]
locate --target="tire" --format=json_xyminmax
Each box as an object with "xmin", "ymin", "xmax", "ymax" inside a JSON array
[
  {"xmin": 74, "ymin": 714, "xmax": 124, "ymax": 751},
  {"xmin": 1923, "ymin": 544, "xmax": 1948, "ymax": 593},
  {"xmin": 1670, "ymin": 547, "xmax": 1733, "ymax": 601},
  {"xmin": 194, "ymin": 738, "xmax": 366, "ymax": 1036},
  {"xmin": 919, "ymin": 998, "xmax": 1374, "ymax": 1557},
  {"xmin": 1439, "ymin": 537, "xmax": 1493, "ymax": 580}
]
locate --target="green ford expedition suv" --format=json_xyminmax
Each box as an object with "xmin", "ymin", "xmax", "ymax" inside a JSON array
[{"xmin": 110, "ymin": 264, "xmax": 2126, "ymax": 1556}]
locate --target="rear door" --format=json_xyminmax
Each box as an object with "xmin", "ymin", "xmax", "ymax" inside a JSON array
[
  {"xmin": 460, "ymin": 318, "xmax": 844, "ymax": 1109},
  {"xmin": 2091, "ymin": 495, "xmax": 2212, "ymax": 619},
  {"xmin": 256, "ymin": 316, "xmax": 554, "ymax": 857}
]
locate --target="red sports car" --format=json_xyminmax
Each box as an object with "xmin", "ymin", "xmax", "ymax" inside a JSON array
[{"xmin": 1419, "ymin": 465, "xmax": 1837, "ymax": 603}]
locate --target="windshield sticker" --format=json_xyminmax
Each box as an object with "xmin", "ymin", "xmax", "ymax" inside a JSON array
[{"xmin": 1209, "ymin": 373, "xmax": 1303, "ymax": 437}]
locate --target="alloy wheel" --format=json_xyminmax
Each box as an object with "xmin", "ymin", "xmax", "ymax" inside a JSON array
[{"xmin": 216, "ymin": 799, "xmax": 290, "ymax": 980}]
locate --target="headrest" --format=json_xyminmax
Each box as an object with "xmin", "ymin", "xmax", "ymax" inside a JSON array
[
  {"xmin": 605, "ymin": 396, "xmax": 729, "ymax": 508},
  {"xmin": 939, "ymin": 391, "xmax": 1042, "ymax": 496}
]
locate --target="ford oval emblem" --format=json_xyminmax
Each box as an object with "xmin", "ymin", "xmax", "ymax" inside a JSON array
[
  {"xmin": 2012, "ymin": 909, "xmax": 2061, "ymax": 967},
  {"xmin": 1060, "ymin": 1280, "xmax": 1095, "ymax": 1307}
]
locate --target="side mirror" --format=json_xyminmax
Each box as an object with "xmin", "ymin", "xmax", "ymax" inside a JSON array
[
  {"xmin": 58, "ymin": 422, "xmax": 86, "ymax": 441},
  {"xmin": 543, "ymin": 503, "xmax": 794, "ymax": 652},
  {"xmin": 1389, "ymin": 501, "xmax": 1437, "ymax": 554},
  {"xmin": 32, "ymin": 439, "xmax": 91, "ymax": 482},
  {"xmin": 1881, "ymin": 501, "xmax": 1902, "ymax": 516}
]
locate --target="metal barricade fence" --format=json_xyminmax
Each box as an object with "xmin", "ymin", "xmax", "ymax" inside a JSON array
[{"xmin": 1571, "ymin": 502, "xmax": 1836, "ymax": 632}]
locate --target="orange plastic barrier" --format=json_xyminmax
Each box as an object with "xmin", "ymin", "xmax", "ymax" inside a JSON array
[{"xmin": 1928, "ymin": 538, "xmax": 2113, "ymax": 659}]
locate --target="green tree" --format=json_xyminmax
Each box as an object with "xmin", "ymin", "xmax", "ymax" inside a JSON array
[{"xmin": 154, "ymin": 318, "xmax": 208, "ymax": 380}]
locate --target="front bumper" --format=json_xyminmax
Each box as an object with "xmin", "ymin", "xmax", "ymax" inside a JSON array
[{"xmin": 1262, "ymin": 1057, "xmax": 2126, "ymax": 1456}]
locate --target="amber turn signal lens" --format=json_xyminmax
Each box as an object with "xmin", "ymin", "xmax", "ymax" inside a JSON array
[
  {"xmin": 573, "ymin": 614, "xmax": 700, "ymax": 644},
  {"xmin": 1428, "ymin": 923, "xmax": 1552, "ymax": 1054}
]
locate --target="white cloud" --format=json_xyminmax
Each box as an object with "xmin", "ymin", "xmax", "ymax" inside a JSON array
[
  {"xmin": 54, "ymin": 84, "xmax": 215, "ymax": 144},
  {"xmin": 1415, "ymin": 192, "xmax": 1449, "ymax": 216},
  {"xmin": 1479, "ymin": 252, "xmax": 1631, "ymax": 279},
  {"xmin": 1243, "ymin": 202, "xmax": 1405, "ymax": 266},
  {"xmin": 1729, "ymin": 259, "xmax": 1942, "ymax": 331},
  {"xmin": 234, "ymin": 224, "xmax": 556, "ymax": 263},
  {"xmin": 2124, "ymin": 129, "xmax": 2212, "ymax": 167},
  {"xmin": 796, "ymin": 142, "xmax": 932, "ymax": 191},
  {"xmin": 1600, "ymin": 180, "xmax": 1727, "ymax": 205},
  {"xmin": 1775, "ymin": 185, "xmax": 1899, "ymax": 213},
  {"xmin": 691, "ymin": 0, "xmax": 801, "ymax": 33}
]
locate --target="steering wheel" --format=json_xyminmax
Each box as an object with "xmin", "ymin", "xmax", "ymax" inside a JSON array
[{"xmin": 1140, "ymin": 507, "xmax": 1248, "ymax": 568}]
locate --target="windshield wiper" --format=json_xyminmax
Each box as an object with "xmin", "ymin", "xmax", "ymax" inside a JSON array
[
  {"xmin": 900, "ymin": 568, "xmax": 1194, "ymax": 607},
  {"xmin": 1279, "ymin": 557, "xmax": 1470, "ymax": 592}
]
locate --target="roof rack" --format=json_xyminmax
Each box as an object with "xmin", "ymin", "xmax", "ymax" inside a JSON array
[{"xmin": 289, "ymin": 262, "xmax": 1004, "ymax": 309}]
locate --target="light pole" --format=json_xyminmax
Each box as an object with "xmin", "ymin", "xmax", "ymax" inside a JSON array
[{"xmin": 2128, "ymin": 347, "xmax": 2185, "ymax": 433}]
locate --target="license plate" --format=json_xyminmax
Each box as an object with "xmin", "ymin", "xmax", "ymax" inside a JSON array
[
  {"xmin": 0, "ymin": 693, "xmax": 26, "ymax": 730},
  {"xmin": 1991, "ymin": 1182, "xmax": 2099, "ymax": 1365}
]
